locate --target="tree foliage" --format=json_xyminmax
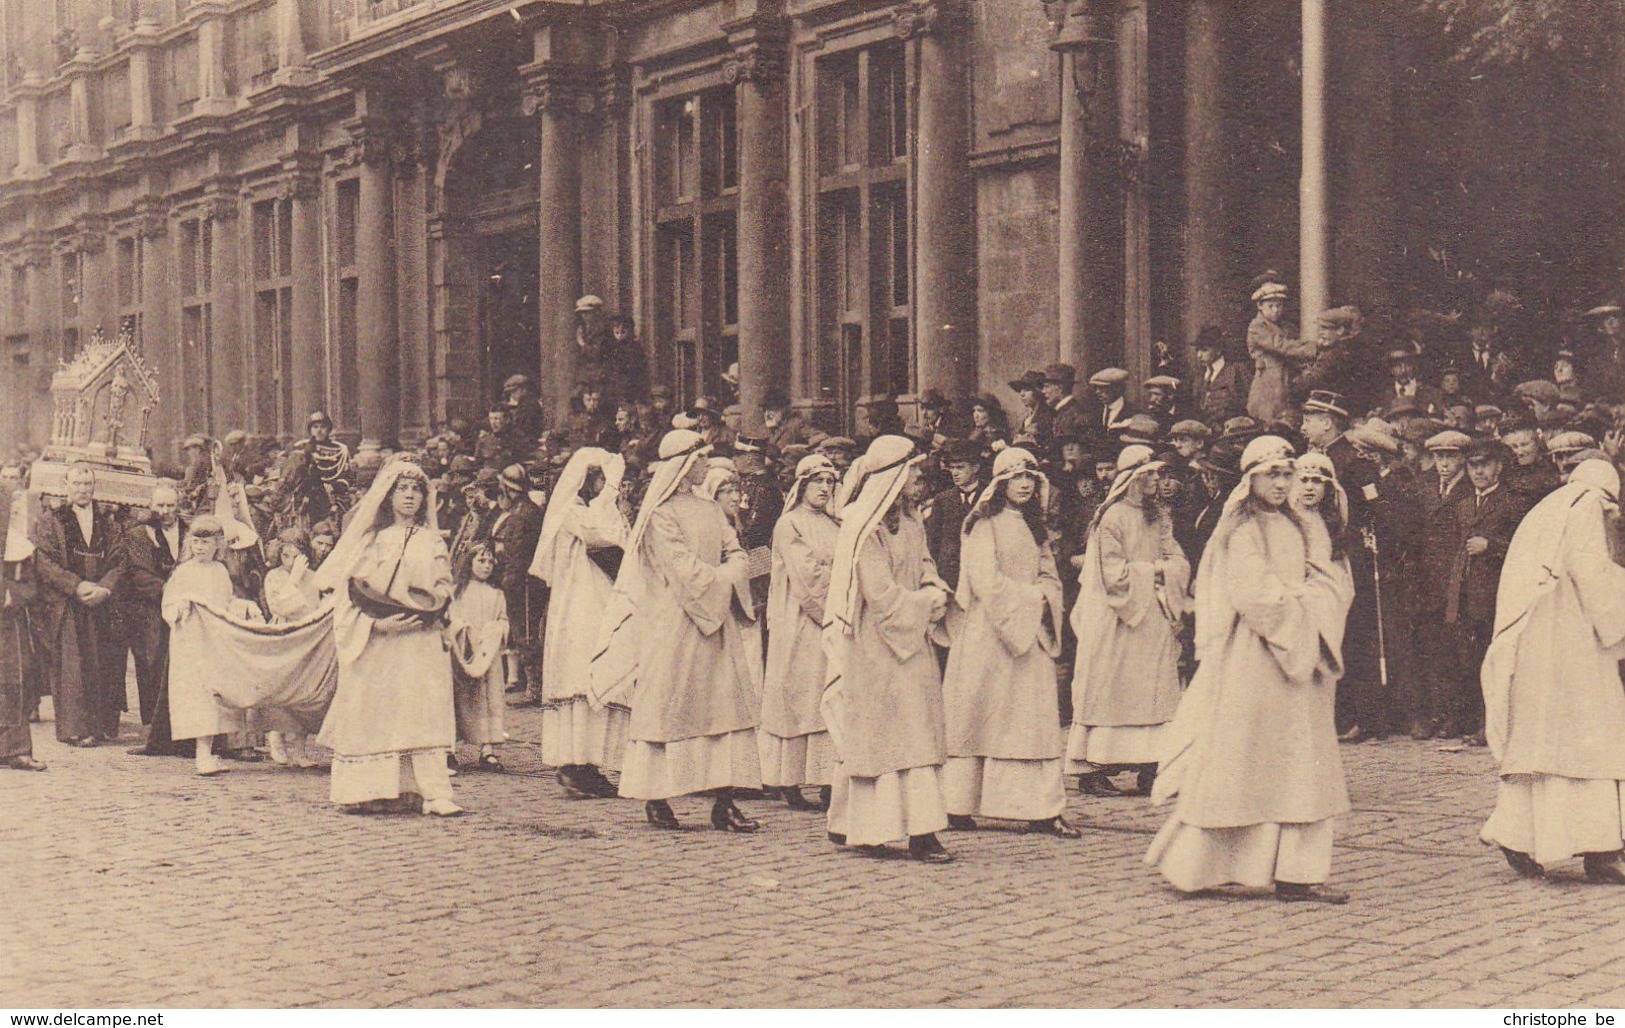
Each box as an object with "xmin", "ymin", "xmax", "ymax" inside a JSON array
[{"xmin": 1421, "ymin": 0, "xmax": 1621, "ymax": 65}]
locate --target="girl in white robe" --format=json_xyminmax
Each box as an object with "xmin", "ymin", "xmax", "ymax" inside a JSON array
[
  {"xmin": 823, "ymin": 435, "xmax": 954, "ymax": 862},
  {"xmin": 1145, "ymin": 436, "xmax": 1355, "ymax": 904},
  {"xmin": 163, "ymin": 516, "xmax": 250, "ymax": 777},
  {"xmin": 942, "ymin": 448, "xmax": 1075, "ymax": 835},
  {"xmin": 262, "ymin": 529, "xmax": 322, "ymax": 768},
  {"xmin": 449, "ymin": 542, "xmax": 509, "ymax": 770},
  {"xmin": 1067, "ymin": 445, "xmax": 1190, "ymax": 797},
  {"xmin": 314, "ymin": 459, "xmax": 461, "ymax": 816},
  {"xmin": 592, "ymin": 430, "xmax": 763, "ymax": 832},
  {"xmin": 760, "ymin": 455, "xmax": 842, "ymax": 810},
  {"xmin": 530, "ymin": 448, "xmax": 630, "ymax": 798},
  {"xmin": 1479, "ymin": 458, "xmax": 1625, "ymax": 884}
]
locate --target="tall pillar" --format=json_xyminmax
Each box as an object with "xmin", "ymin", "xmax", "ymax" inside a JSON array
[
  {"xmin": 65, "ymin": 62, "xmax": 100, "ymax": 162},
  {"xmin": 348, "ymin": 117, "xmax": 400, "ymax": 453},
  {"xmin": 900, "ymin": 0, "xmax": 976, "ymax": 398},
  {"xmin": 202, "ymin": 184, "xmax": 244, "ymax": 432},
  {"xmin": 521, "ymin": 49, "xmax": 587, "ymax": 417},
  {"xmin": 1300, "ymin": 0, "xmax": 1329, "ymax": 325},
  {"xmin": 272, "ymin": 0, "xmax": 316, "ymax": 88},
  {"xmin": 284, "ymin": 162, "xmax": 325, "ymax": 423},
  {"xmin": 1181, "ymin": 0, "xmax": 1228, "ymax": 348},
  {"xmin": 725, "ymin": 13, "xmax": 791, "ymax": 436},
  {"xmin": 193, "ymin": 2, "xmax": 234, "ymax": 117},
  {"xmin": 127, "ymin": 26, "xmax": 160, "ymax": 141},
  {"xmin": 1053, "ymin": 1, "xmax": 1118, "ymax": 376},
  {"xmin": 1330, "ymin": 0, "xmax": 1397, "ymax": 320},
  {"xmin": 1118, "ymin": 0, "xmax": 1152, "ymax": 388},
  {"xmin": 13, "ymin": 77, "xmax": 43, "ymax": 178}
]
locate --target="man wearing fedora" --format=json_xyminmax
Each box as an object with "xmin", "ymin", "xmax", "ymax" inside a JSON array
[
  {"xmin": 1008, "ymin": 371, "xmax": 1053, "ymax": 454},
  {"xmin": 924, "ymin": 438, "xmax": 987, "ymax": 596},
  {"xmin": 1190, "ymin": 327, "xmax": 1245, "ymax": 424},
  {"xmin": 1043, "ymin": 364, "xmax": 1086, "ymax": 451}
]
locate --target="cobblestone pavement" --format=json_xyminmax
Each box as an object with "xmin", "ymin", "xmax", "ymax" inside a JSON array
[{"xmin": 4, "ymin": 680, "xmax": 1625, "ymax": 1009}]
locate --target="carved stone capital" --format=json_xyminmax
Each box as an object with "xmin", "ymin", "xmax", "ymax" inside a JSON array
[
  {"xmin": 21, "ymin": 230, "xmax": 53, "ymax": 268},
  {"xmin": 132, "ymin": 196, "xmax": 169, "ymax": 238},
  {"xmin": 597, "ymin": 65, "xmax": 632, "ymax": 116},
  {"xmin": 892, "ymin": 0, "xmax": 963, "ymax": 40},
  {"xmin": 519, "ymin": 60, "xmax": 597, "ymax": 117},
  {"xmin": 71, "ymin": 214, "xmax": 108, "ymax": 254},
  {"xmin": 340, "ymin": 115, "xmax": 400, "ymax": 167},
  {"xmin": 723, "ymin": 16, "xmax": 789, "ymax": 86},
  {"xmin": 201, "ymin": 178, "xmax": 240, "ymax": 221}
]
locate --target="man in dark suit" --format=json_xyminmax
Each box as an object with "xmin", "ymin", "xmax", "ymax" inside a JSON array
[
  {"xmin": 1445, "ymin": 437, "xmax": 1527, "ymax": 746},
  {"xmin": 33, "ymin": 464, "xmax": 129, "ymax": 746},
  {"xmin": 1414, "ymin": 431, "xmax": 1473, "ymax": 739},
  {"xmin": 1008, "ymin": 371, "xmax": 1054, "ymax": 456},
  {"xmin": 1189, "ymin": 327, "xmax": 1245, "ymax": 426},
  {"xmin": 125, "ymin": 482, "xmax": 191, "ymax": 756},
  {"xmin": 1043, "ymin": 364, "xmax": 1086, "ymax": 460},
  {"xmin": 492, "ymin": 465, "xmax": 548, "ymax": 711},
  {"xmin": 923, "ymin": 439, "xmax": 985, "ymax": 593}
]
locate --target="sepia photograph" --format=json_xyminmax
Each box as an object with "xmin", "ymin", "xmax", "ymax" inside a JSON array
[{"xmin": 3, "ymin": 0, "xmax": 1625, "ymax": 1012}]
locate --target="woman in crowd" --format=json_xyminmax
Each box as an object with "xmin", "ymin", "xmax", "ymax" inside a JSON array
[
  {"xmin": 448, "ymin": 542, "xmax": 509, "ymax": 772},
  {"xmin": 760, "ymin": 454, "xmax": 842, "ymax": 812},
  {"xmin": 823, "ymin": 435, "xmax": 954, "ymax": 863},
  {"xmin": 314, "ymin": 459, "xmax": 461, "ymax": 816},
  {"xmin": 941, "ymin": 448, "xmax": 1076, "ymax": 838},
  {"xmin": 1145, "ymin": 436, "xmax": 1355, "ymax": 904},
  {"xmin": 531, "ymin": 447, "xmax": 631, "ymax": 799}
]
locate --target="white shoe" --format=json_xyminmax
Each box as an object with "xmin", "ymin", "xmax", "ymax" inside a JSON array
[
  {"xmin": 267, "ymin": 732, "xmax": 289, "ymax": 766},
  {"xmin": 196, "ymin": 750, "xmax": 228, "ymax": 776},
  {"xmin": 422, "ymin": 799, "xmax": 464, "ymax": 817}
]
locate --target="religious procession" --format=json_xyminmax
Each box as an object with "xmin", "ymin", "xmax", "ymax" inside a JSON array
[{"xmin": 9, "ymin": 283, "xmax": 1625, "ymax": 910}]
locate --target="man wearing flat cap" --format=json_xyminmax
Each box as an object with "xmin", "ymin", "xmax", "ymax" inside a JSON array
[
  {"xmin": 1414, "ymin": 430, "xmax": 1473, "ymax": 739},
  {"xmin": 1442, "ymin": 437, "xmax": 1526, "ymax": 746},
  {"xmin": 1143, "ymin": 375, "xmax": 1183, "ymax": 424},
  {"xmin": 493, "ymin": 463, "xmax": 548, "ymax": 708},
  {"xmin": 1085, "ymin": 368, "xmax": 1137, "ymax": 438},
  {"xmin": 1298, "ymin": 305, "xmax": 1372, "ymax": 414},
  {"xmin": 1190, "ymin": 327, "xmax": 1245, "ymax": 424}
]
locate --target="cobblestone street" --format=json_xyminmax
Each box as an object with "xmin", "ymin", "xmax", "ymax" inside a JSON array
[{"xmin": 4, "ymin": 688, "xmax": 1625, "ymax": 1009}]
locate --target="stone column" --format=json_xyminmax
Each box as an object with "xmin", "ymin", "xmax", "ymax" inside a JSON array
[
  {"xmin": 283, "ymin": 162, "xmax": 325, "ymax": 423},
  {"xmin": 1181, "ymin": 0, "xmax": 1228, "ymax": 350},
  {"xmin": 724, "ymin": 15, "xmax": 790, "ymax": 436},
  {"xmin": 65, "ymin": 61, "xmax": 100, "ymax": 162},
  {"xmin": 13, "ymin": 77, "xmax": 43, "ymax": 178},
  {"xmin": 1118, "ymin": 0, "xmax": 1152, "ymax": 388},
  {"xmin": 348, "ymin": 117, "xmax": 400, "ymax": 454},
  {"xmin": 126, "ymin": 25, "xmax": 160, "ymax": 141},
  {"xmin": 1329, "ymin": 0, "xmax": 1397, "ymax": 321},
  {"xmin": 521, "ymin": 53, "xmax": 588, "ymax": 416},
  {"xmin": 1053, "ymin": 0, "xmax": 1118, "ymax": 376},
  {"xmin": 1300, "ymin": 0, "xmax": 1329, "ymax": 325},
  {"xmin": 202, "ymin": 185, "xmax": 244, "ymax": 431},
  {"xmin": 193, "ymin": 2, "xmax": 234, "ymax": 117},
  {"xmin": 899, "ymin": 0, "xmax": 976, "ymax": 398},
  {"xmin": 272, "ymin": 0, "xmax": 316, "ymax": 88}
]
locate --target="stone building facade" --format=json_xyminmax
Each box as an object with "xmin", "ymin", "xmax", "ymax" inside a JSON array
[{"xmin": 0, "ymin": 0, "xmax": 1597, "ymax": 462}]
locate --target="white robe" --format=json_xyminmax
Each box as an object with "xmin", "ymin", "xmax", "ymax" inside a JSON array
[
  {"xmin": 540, "ymin": 497, "xmax": 631, "ymax": 769},
  {"xmin": 1066, "ymin": 497, "xmax": 1189, "ymax": 771},
  {"xmin": 942, "ymin": 509, "xmax": 1066, "ymax": 820},
  {"xmin": 617, "ymin": 491, "xmax": 762, "ymax": 800},
  {"xmin": 163, "ymin": 560, "xmax": 248, "ymax": 742},
  {"xmin": 317, "ymin": 524, "xmax": 456, "ymax": 804},
  {"xmin": 1145, "ymin": 510, "xmax": 1352, "ymax": 891},
  {"xmin": 449, "ymin": 580, "xmax": 509, "ymax": 747},
  {"xmin": 1478, "ymin": 482, "xmax": 1625, "ymax": 866},
  {"xmin": 760, "ymin": 505, "xmax": 839, "ymax": 787}
]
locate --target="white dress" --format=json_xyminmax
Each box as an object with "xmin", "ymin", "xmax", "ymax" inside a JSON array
[
  {"xmin": 316, "ymin": 523, "xmax": 456, "ymax": 804},
  {"xmin": 941, "ymin": 509, "xmax": 1067, "ymax": 821},
  {"xmin": 449, "ymin": 580, "xmax": 508, "ymax": 747},
  {"xmin": 539, "ymin": 497, "xmax": 631, "ymax": 769},
  {"xmin": 759, "ymin": 505, "xmax": 839, "ymax": 788},
  {"xmin": 163, "ymin": 560, "xmax": 248, "ymax": 742}
]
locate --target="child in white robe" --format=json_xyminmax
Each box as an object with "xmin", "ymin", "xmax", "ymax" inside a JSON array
[
  {"xmin": 450, "ymin": 543, "xmax": 509, "ymax": 770},
  {"xmin": 262, "ymin": 529, "xmax": 322, "ymax": 767},
  {"xmin": 163, "ymin": 517, "xmax": 254, "ymax": 777}
]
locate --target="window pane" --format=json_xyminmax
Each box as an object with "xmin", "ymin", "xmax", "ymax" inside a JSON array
[
  {"xmin": 59, "ymin": 252, "xmax": 77, "ymax": 319},
  {"xmin": 816, "ymin": 52, "xmax": 861, "ymax": 177},
  {"xmin": 116, "ymin": 237, "xmax": 136, "ymax": 307},
  {"xmin": 200, "ymin": 219, "xmax": 213, "ymax": 293},
  {"xmin": 253, "ymin": 200, "xmax": 274, "ymax": 281},
  {"xmin": 277, "ymin": 200, "xmax": 293, "ymax": 277},
  {"xmin": 704, "ymin": 213, "xmax": 738, "ymax": 330},
  {"xmin": 701, "ymin": 89, "xmax": 738, "ymax": 196},
  {"xmin": 335, "ymin": 180, "xmax": 359, "ymax": 267},
  {"xmin": 337, "ymin": 278, "xmax": 359, "ymax": 422}
]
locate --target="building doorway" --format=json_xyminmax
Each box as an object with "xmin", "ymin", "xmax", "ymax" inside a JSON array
[{"xmin": 476, "ymin": 230, "xmax": 540, "ymax": 408}]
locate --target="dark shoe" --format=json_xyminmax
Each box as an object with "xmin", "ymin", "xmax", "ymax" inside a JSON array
[
  {"xmin": 478, "ymin": 753, "xmax": 504, "ymax": 772},
  {"xmin": 1465, "ymin": 730, "xmax": 1487, "ymax": 748},
  {"xmin": 827, "ymin": 831, "xmax": 847, "ymax": 846},
  {"xmin": 644, "ymin": 800, "xmax": 680, "ymax": 830},
  {"xmin": 389, "ymin": 793, "xmax": 425, "ymax": 814},
  {"xmin": 558, "ymin": 766, "xmax": 596, "ymax": 799},
  {"xmin": 1409, "ymin": 721, "xmax": 1434, "ymax": 741},
  {"xmin": 6, "ymin": 756, "xmax": 47, "ymax": 771},
  {"xmin": 1275, "ymin": 882, "xmax": 1349, "ymax": 905},
  {"xmin": 1501, "ymin": 846, "xmax": 1546, "ymax": 879},
  {"xmin": 818, "ymin": 786, "xmax": 832, "ymax": 811},
  {"xmin": 1027, "ymin": 816, "xmax": 1081, "ymax": 838},
  {"xmin": 1136, "ymin": 768, "xmax": 1157, "ymax": 796},
  {"xmin": 1078, "ymin": 772, "xmax": 1121, "ymax": 797},
  {"xmin": 581, "ymin": 767, "xmax": 620, "ymax": 799},
  {"xmin": 1584, "ymin": 852, "xmax": 1625, "ymax": 885},
  {"xmin": 946, "ymin": 814, "xmax": 977, "ymax": 831},
  {"xmin": 1337, "ymin": 725, "xmax": 1367, "ymax": 744},
  {"xmin": 126, "ymin": 746, "xmax": 164, "ymax": 757},
  {"xmin": 226, "ymin": 748, "xmax": 264, "ymax": 763},
  {"xmin": 447, "ymin": 753, "xmax": 460, "ymax": 771},
  {"xmin": 710, "ymin": 799, "xmax": 760, "ymax": 833},
  {"xmin": 908, "ymin": 833, "xmax": 953, "ymax": 864},
  {"xmin": 783, "ymin": 787, "xmax": 819, "ymax": 811}
]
